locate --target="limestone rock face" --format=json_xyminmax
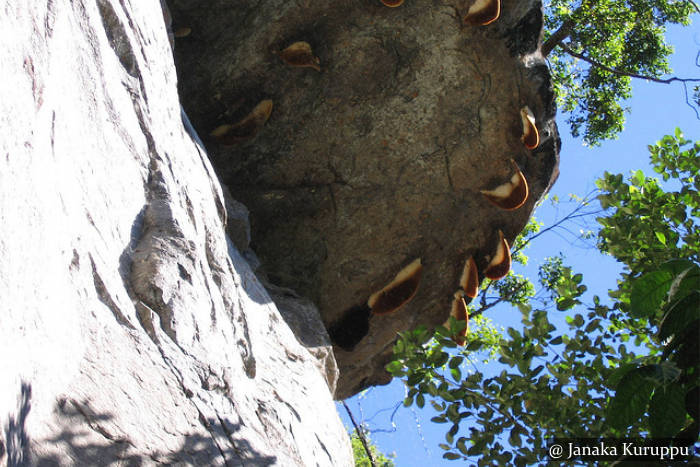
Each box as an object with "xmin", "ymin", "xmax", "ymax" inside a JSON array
[
  {"xmin": 170, "ymin": 0, "xmax": 560, "ymax": 398},
  {"xmin": 0, "ymin": 1, "xmax": 351, "ymax": 465}
]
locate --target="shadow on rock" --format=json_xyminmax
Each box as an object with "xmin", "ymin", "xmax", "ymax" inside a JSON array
[
  {"xmin": 3, "ymin": 382, "xmax": 276, "ymax": 466},
  {"xmin": 3, "ymin": 382, "xmax": 31, "ymax": 467}
]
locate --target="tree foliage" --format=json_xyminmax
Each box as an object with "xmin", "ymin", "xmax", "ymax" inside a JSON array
[
  {"xmin": 387, "ymin": 130, "xmax": 699, "ymax": 465},
  {"xmin": 543, "ymin": 0, "xmax": 698, "ymax": 145},
  {"xmin": 350, "ymin": 429, "xmax": 396, "ymax": 467}
]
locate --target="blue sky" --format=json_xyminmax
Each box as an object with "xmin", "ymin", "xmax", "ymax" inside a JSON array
[{"xmin": 337, "ymin": 21, "xmax": 699, "ymax": 466}]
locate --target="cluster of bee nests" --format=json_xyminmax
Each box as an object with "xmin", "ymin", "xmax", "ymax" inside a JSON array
[
  {"xmin": 169, "ymin": 0, "xmax": 556, "ymax": 397},
  {"xmin": 187, "ymin": 0, "xmax": 541, "ymax": 350}
]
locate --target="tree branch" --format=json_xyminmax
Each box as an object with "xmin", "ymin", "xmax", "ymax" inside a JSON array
[
  {"xmin": 474, "ymin": 193, "xmax": 600, "ymax": 312},
  {"xmin": 342, "ymin": 401, "xmax": 377, "ymax": 467},
  {"xmin": 472, "ymin": 281, "xmax": 529, "ymax": 318},
  {"xmin": 559, "ymin": 43, "xmax": 700, "ymax": 85},
  {"xmin": 541, "ymin": 0, "xmax": 599, "ymax": 57},
  {"xmin": 688, "ymin": 0, "xmax": 700, "ymax": 14},
  {"xmin": 542, "ymin": 18, "xmax": 575, "ymax": 57}
]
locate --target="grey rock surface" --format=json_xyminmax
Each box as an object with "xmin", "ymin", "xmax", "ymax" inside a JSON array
[
  {"xmin": 0, "ymin": 0, "xmax": 351, "ymax": 465},
  {"xmin": 169, "ymin": 0, "xmax": 560, "ymax": 398}
]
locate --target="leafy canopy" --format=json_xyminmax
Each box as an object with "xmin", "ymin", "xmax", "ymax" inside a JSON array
[
  {"xmin": 543, "ymin": 0, "xmax": 697, "ymax": 145},
  {"xmin": 387, "ymin": 130, "xmax": 699, "ymax": 464}
]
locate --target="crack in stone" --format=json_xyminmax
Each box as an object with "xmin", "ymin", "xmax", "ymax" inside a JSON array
[
  {"xmin": 89, "ymin": 253, "xmax": 135, "ymax": 329},
  {"xmin": 70, "ymin": 400, "xmax": 133, "ymax": 447},
  {"xmin": 196, "ymin": 413, "xmax": 232, "ymax": 467},
  {"xmin": 216, "ymin": 414, "xmax": 245, "ymax": 460}
]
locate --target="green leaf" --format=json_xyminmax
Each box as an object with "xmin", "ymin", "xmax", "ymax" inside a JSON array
[
  {"xmin": 645, "ymin": 362, "xmax": 682, "ymax": 386},
  {"xmin": 549, "ymin": 336, "xmax": 563, "ymax": 345},
  {"xmin": 407, "ymin": 372, "xmax": 424, "ymax": 386},
  {"xmin": 443, "ymin": 452, "xmax": 461, "ymax": 460},
  {"xmin": 659, "ymin": 291, "xmax": 700, "ymax": 341},
  {"xmin": 649, "ymin": 383, "xmax": 687, "ymax": 437},
  {"xmin": 385, "ymin": 360, "xmax": 403, "ymax": 375},
  {"xmin": 456, "ymin": 437, "xmax": 469, "ymax": 455},
  {"xmin": 431, "ymin": 400, "xmax": 445, "ymax": 411},
  {"xmin": 432, "ymin": 351, "xmax": 450, "ymax": 368},
  {"xmin": 585, "ymin": 319, "xmax": 602, "ymax": 333},
  {"xmin": 416, "ymin": 393, "xmax": 425, "ymax": 408},
  {"xmin": 630, "ymin": 271, "xmax": 673, "ymax": 319},
  {"xmin": 556, "ymin": 297, "xmax": 578, "ymax": 311},
  {"xmin": 607, "ymin": 361, "xmax": 642, "ymax": 387},
  {"xmin": 449, "ymin": 356, "xmax": 464, "ymax": 369},
  {"xmin": 445, "ymin": 428, "xmax": 455, "ymax": 444},
  {"xmin": 655, "ymin": 231, "xmax": 667, "ymax": 245},
  {"xmin": 629, "ymin": 261, "xmax": 695, "ymax": 319},
  {"xmin": 466, "ymin": 340, "xmax": 483, "ymax": 352},
  {"xmin": 606, "ymin": 367, "xmax": 656, "ymax": 430},
  {"xmin": 666, "ymin": 264, "xmax": 700, "ymax": 306},
  {"xmin": 509, "ymin": 427, "xmax": 522, "ymax": 448}
]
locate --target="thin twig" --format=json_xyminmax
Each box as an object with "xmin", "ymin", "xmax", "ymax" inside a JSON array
[
  {"xmin": 367, "ymin": 402, "xmax": 402, "ymax": 434},
  {"xmin": 681, "ymin": 81, "xmax": 700, "ymax": 119},
  {"xmin": 471, "ymin": 281, "xmax": 529, "ymax": 318},
  {"xmin": 343, "ymin": 401, "xmax": 377, "ymax": 467},
  {"xmin": 366, "ymin": 401, "xmax": 401, "ymax": 425},
  {"xmin": 559, "ymin": 43, "xmax": 700, "ymax": 85},
  {"xmin": 513, "ymin": 192, "xmax": 600, "ymax": 255},
  {"xmin": 476, "ymin": 193, "xmax": 599, "ymax": 308}
]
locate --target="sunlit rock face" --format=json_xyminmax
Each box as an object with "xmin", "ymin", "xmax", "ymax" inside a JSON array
[
  {"xmin": 0, "ymin": 1, "xmax": 352, "ymax": 465},
  {"xmin": 169, "ymin": 0, "xmax": 559, "ymax": 399}
]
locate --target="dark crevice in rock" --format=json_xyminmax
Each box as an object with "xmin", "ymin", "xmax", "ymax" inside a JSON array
[
  {"xmin": 502, "ymin": 2, "xmax": 544, "ymax": 57},
  {"xmin": 234, "ymin": 298, "xmax": 257, "ymax": 379},
  {"xmin": 204, "ymin": 231, "xmax": 257, "ymax": 379},
  {"xmin": 182, "ymin": 108, "xmax": 228, "ymax": 227},
  {"xmin": 96, "ymin": 0, "xmax": 140, "ymax": 79},
  {"xmin": 135, "ymin": 301, "xmax": 161, "ymax": 344},
  {"xmin": 44, "ymin": 0, "xmax": 57, "ymax": 38},
  {"xmin": 70, "ymin": 249, "xmax": 80, "ymax": 271},
  {"xmin": 177, "ymin": 262, "xmax": 193, "ymax": 284},
  {"xmin": 315, "ymin": 433, "xmax": 333, "ymax": 465},
  {"xmin": 195, "ymin": 413, "xmax": 231, "ymax": 467},
  {"xmin": 118, "ymin": 204, "xmax": 147, "ymax": 303},
  {"xmin": 71, "ymin": 1, "xmax": 141, "ymax": 151},
  {"xmin": 89, "ymin": 253, "xmax": 135, "ymax": 329},
  {"xmin": 216, "ymin": 414, "xmax": 246, "ymax": 464},
  {"xmin": 327, "ymin": 304, "xmax": 371, "ymax": 352}
]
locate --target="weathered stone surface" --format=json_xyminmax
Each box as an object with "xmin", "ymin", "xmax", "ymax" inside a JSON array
[
  {"xmin": 170, "ymin": 0, "xmax": 560, "ymax": 398},
  {"xmin": 0, "ymin": 1, "xmax": 351, "ymax": 465}
]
